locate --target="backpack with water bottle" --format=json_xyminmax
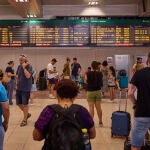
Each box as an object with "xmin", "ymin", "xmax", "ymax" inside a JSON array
[{"xmin": 42, "ymin": 104, "xmax": 91, "ymax": 150}]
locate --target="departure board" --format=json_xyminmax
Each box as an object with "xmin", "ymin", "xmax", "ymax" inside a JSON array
[
  {"xmin": 0, "ymin": 20, "xmax": 28, "ymax": 47},
  {"xmin": 29, "ymin": 20, "xmax": 89, "ymax": 46},
  {"xmin": 90, "ymin": 19, "xmax": 150, "ymax": 46},
  {"xmin": 0, "ymin": 18, "xmax": 150, "ymax": 47}
]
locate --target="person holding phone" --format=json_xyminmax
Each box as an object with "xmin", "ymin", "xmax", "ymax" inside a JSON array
[{"xmin": 16, "ymin": 54, "xmax": 32, "ymax": 126}]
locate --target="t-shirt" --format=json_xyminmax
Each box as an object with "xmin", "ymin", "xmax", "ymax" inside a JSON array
[
  {"xmin": 16, "ymin": 65, "xmax": 32, "ymax": 92},
  {"xmin": 133, "ymin": 63, "xmax": 144, "ymax": 72},
  {"xmin": 63, "ymin": 62, "xmax": 70, "ymax": 76},
  {"xmin": 35, "ymin": 105, "xmax": 94, "ymax": 137},
  {"xmin": 0, "ymin": 83, "xmax": 8, "ymax": 125},
  {"xmin": 131, "ymin": 67, "xmax": 150, "ymax": 117},
  {"xmin": 5, "ymin": 66, "xmax": 15, "ymax": 80},
  {"xmin": 101, "ymin": 68, "xmax": 108, "ymax": 81},
  {"xmin": 108, "ymin": 75, "xmax": 116, "ymax": 86},
  {"xmin": 71, "ymin": 63, "xmax": 81, "ymax": 76},
  {"xmin": 86, "ymin": 71, "xmax": 103, "ymax": 91},
  {"xmin": 47, "ymin": 63, "xmax": 55, "ymax": 79}
]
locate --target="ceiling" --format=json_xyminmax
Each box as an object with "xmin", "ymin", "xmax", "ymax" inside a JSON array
[
  {"xmin": 0, "ymin": 0, "xmax": 149, "ymax": 18},
  {"xmin": 0, "ymin": 0, "xmax": 138, "ymax": 5}
]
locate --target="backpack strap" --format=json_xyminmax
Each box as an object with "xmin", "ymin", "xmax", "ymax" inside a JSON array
[
  {"xmin": 49, "ymin": 104, "xmax": 84, "ymax": 127},
  {"xmin": 50, "ymin": 104, "xmax": 80, "ymax": 114},
  {"xmin": 50, "ymin": 104, "xmax": 64, "ymax": 114}
]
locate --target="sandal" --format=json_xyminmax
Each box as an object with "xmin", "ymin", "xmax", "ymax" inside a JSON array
[
  {"xmin": 20, "ymin": 120, "xmax": 27, "ymax": 127},
  {"xmin": 27, "ymin": 113, "xmax": 31, "ymax": 120}
]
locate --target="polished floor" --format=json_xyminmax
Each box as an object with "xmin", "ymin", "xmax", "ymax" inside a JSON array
[{"xmin": 4, "ymin": 90, "xmax": 134, "ymax": 150}]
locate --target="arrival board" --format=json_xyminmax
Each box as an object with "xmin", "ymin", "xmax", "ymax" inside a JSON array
[{"xmin": 0, "ymin": 19, "xmax": 150, "ymax": 47}]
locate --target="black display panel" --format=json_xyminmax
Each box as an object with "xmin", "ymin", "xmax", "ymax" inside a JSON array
[
  {"xmin": 90, "ymin": 19, "xmax": 150, "ymax": 46},
  {"xmin": 0, "ymin": 18, "xmax": 150, "ymax": 47},
  {"xmin": 29, "ymin": 20, "xmax": 89, "ymax": 46},
  {"xmin": 0, "ymin": 20, "xmax": 28, "ymax": 47}
]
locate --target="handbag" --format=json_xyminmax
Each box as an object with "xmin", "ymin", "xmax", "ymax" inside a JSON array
[{"xmin": 2, "ymin": 73, "xmax": 11, "ymax": 84}]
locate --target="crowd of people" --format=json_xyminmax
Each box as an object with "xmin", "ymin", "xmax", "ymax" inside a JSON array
[{"xmin": 0, "ymin": 53, "xmax": 150, "ymax": 150}]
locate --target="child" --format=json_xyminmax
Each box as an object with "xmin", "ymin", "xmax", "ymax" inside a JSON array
[
  {"xmin": 108, "ymin": 66, "xmax": 119, "ymax": 102},
  {"xmin": 78, "ymin": 74, "xmax": 84, "ymax": 90}
]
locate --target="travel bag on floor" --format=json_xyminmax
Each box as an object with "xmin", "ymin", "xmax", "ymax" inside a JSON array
[
  {"xmin": 111, "ymin": 89, "xmax": 131, "ymax": 137},
  {"xmin": 39, "ymin": 77, "xmax": 47, "ymax": 90}
]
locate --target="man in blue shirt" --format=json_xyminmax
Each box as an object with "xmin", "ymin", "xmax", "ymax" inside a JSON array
[
  {"xmin": 16, "ymin": 54, "xmax": 32, "ymax": 126},
  {"xmin": 71, "ymin": 57, "xmax": 81, "ymax": 81},
  {"xmin": 0, "ymin": 72, "xmax": 10, "ymax": 150}
]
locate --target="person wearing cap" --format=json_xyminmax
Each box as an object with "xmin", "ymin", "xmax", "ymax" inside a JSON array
[
  {"xmin": 128, "ymin": 52, "xmax": 150, "ymax": 150},
  {"xmin": 47, "ymin": 58, "xmax": 57, "ymax": 99},
  {"xmin": 16, "ymin": 54, "xmax": 32, "ymax": 126}
]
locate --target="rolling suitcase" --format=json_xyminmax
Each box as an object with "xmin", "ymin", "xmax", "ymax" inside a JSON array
[
  {"xmin": 111, "ymin": 89, "xmax": 131, "ymax": 137},
  {"xmin": 39, "ymin": 77, "xmax": 47, "ymax": 90}
]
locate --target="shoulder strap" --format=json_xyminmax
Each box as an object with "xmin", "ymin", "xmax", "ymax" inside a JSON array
[
  {"xmin": 50, "ymin": 104, "xmax": 63, "ymax": 114},
  {"xmin": 49, "ymin": 104, "xmax": 83, "ymax": 128},
  {"xmin": 50, "ymin": 104, "xmax": 80, "ymax": 114},
  {"xmin": 69, "ymin": 104, "xmax": 80, "ymax": 114}
]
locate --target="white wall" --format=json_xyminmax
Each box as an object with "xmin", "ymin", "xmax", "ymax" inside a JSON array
[
  {"xmin": 0, "ymin": 47, "xmax": 149, "ymax": 76},
  {"xmin": 43, "ymin": 4, "xmax": 138, "ymax": 18},
  {"xmin": 0, "ymin": 4, "xmax": 138, "ymax": 19}
]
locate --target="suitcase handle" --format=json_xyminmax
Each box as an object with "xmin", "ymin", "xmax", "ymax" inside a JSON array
[{"xmin": 119, "ymin": 88, "xmax": 128, "ymax": 112}]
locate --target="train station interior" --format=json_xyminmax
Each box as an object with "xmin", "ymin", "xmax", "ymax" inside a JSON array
[{"xmin": 0, "ymin": 0, "xmax": 150, "ymax": 150}]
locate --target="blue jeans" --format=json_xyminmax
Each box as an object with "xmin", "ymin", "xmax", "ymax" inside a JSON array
[
  {"xmin": 0, "ymin": 126, "xmax": 5, "ymax": 150},
  {"xmin": 7, "ymin": 79, "xmax": 15, "ymax": 105},
  {"xmin": 131, "ymin": 117, "xmax": 150, "ymax": 147}
]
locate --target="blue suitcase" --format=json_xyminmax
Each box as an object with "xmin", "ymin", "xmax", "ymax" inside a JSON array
[
  {"xmin": 111, "ymin": 90, "xmax": 131, "ymax": 137},
  {"xmin": 119, "ymin": 76, "xmax": 128, "ymax": 89}
]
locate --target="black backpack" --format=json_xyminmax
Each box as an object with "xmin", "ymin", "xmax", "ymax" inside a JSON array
[{"xmin": 42, "ymin": 104, "xmax": 85, "ymax": 150}]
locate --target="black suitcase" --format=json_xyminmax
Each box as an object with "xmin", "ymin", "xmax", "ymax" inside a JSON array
[
  {"xmin": 124, "ymin": 137, "xmax": 150, "ymax": 150},
  {"xmin": 39, "ymin": 77, "xmax": 47, "ymax": 90},
  {"xmin": 111, "ymin": 89, "xmax": 131, "ymax": 137}
]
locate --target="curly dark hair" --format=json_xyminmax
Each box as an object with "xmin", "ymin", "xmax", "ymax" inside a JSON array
[{"xmin": 56, "ymin": 79, "xmax": 79, "ymax": 99}]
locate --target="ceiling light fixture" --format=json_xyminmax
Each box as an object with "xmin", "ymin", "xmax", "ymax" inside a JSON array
[
  {"xmin": 88, "ymin": 1, "xmax": 99, "ymax": 6},
  {"xmin": 15, "ymin": 0, "xmax": 29, "ymax": 2},
  {"xmin": 26, "ymin": 14, "xmax": 37, "ymax": 18}
]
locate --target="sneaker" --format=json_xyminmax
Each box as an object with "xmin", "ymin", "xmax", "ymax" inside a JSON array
[{"xmin": 99, "ymin": 122, "xmax": 103, "ymax": 127}]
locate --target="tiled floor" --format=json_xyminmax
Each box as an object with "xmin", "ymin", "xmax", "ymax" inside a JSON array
[{"xmin": 4, "ymin": 90, "xmax": 134, "ymax": 150}]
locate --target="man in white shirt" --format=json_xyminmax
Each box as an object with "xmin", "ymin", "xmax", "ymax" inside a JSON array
[{"xmin": 47, "ymin": 58, "xmax": 57, "ymax": 98}]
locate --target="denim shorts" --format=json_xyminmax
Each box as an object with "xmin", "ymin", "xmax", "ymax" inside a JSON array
[
  {"xmin": 131, "ymin": 117, "xmax": 150, "ymax": 147},
  {"xmin": 0, "ymin": 126, "xmax": 5, "ymax": 150},
  {"xmin": 71, "ymin": 75, "xmax": 78, "ymax": 81},
  {"xmin": 16, "ymin": 90, "xmax": 30, "ymax": 105}
]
